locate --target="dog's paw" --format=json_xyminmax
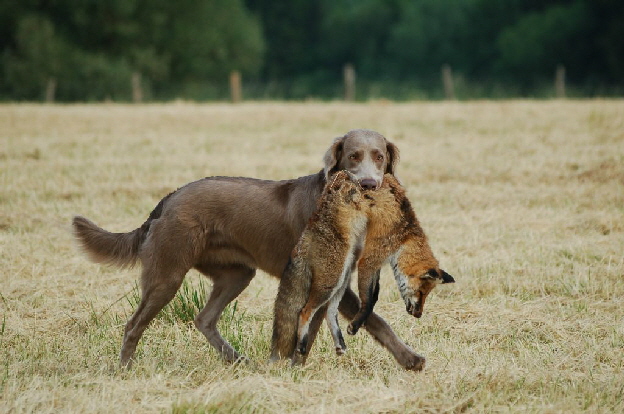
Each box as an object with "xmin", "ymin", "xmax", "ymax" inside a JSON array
[
  {"xmin": 232, "ymin": 355, "xmax": 249, "ymax": 365},
  {"xmin": 403, "ymin": 353, "xmax": 426, "ymax": 371},
  {"xmin": 335, "ymin": 346, "xmax": 347, "ymax": 356}
]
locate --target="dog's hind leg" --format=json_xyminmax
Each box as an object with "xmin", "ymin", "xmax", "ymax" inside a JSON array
[
  {"xmin": 120, "ymin": 263, "xmax": 187, "ymax": 368},
  {"xmin": 194, "ymin": 264, "xmax": 255, "ymax": 363}
]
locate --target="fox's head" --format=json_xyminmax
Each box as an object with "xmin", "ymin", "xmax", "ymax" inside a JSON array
[{"xmin": 390, "ymin": 249, "xmax": 455, "ymax": 318}]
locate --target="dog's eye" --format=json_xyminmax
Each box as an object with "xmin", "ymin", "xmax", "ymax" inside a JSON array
[
  {"xmin": 376, "ymin": 154, "xmax": 384, "ymax": 161},
  {"xmin": 348, "ymin": 154, "xmax": 358, "ymax": 161}
]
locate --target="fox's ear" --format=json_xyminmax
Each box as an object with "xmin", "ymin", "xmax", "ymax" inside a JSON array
[
  {"xmin": 441, "ymin": 270, "xmax": 455, "ymax": 284},
  {"xmin": 425, "ymin": 268, "xmax": 439, "ymax": 280}
]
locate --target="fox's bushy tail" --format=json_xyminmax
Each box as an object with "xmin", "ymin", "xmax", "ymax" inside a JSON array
[{"xmin": 270, "ymin": 257, "xmax": 312, "ymax": 361}]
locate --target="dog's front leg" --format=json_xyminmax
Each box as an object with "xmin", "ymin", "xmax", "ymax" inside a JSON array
[{"xmin": 339, "ymin": 287, "xmax": 426, "ymax": 371}]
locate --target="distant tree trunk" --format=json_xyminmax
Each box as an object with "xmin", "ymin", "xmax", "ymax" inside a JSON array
[
  {"xmin": 45, "ymin": 78, "xmax": 56, "ymax": 103},
  {"xmin": 343, "ymin": 63, "xmax": 356, "ymax": 102},
  {"xmin": 132, "ymin": 72, "xmax": 143, "ymax": 103},
  {"xmin": 230, "ymin": 70, "xmax": 242, "ymax": 103},
  {"xmin": 555, "ymin": 65, "xmax": 566, "ymax": 98},
  {"xmin": 441, "ymin": 64, "xmax": 455, "ymax": 100}
]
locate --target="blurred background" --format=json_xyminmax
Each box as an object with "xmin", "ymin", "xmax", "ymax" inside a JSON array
[{"xmin": 1, "ymin": 0, "xmax": 622, "ymax": 102}]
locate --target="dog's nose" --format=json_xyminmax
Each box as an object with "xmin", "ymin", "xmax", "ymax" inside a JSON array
[{"xmin": 359, "ymin": 178, "xmax": 377, "ymax": 190}]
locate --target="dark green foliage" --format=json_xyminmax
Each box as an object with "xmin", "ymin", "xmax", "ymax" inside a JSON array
[
  {"xmin": 1, "ymin": 0, "xmax": 623, "ymax": 100},
  {"xmin": 496, "ymin": 1, "xmax": 592, "ymax": 84},
  {"xmin": 0, "ymin": 0, "xmax": 264, "ymax": 101},
  {"xmin": 246, "ymin": 0, "xmax": 322, "ymax": 79}
]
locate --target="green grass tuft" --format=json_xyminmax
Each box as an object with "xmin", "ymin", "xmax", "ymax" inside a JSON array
[{"xmin": 123, "ymin": 278, "xmax": 211, "ymax": 325}]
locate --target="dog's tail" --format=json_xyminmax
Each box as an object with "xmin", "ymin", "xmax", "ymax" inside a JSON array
[
  {"xmin": 73, "ymin": 190, "xmax": 174, "ymax": 268},
  {"xmin": 72, "ymin": 216, "xmax": 148, "ymax": 268}
]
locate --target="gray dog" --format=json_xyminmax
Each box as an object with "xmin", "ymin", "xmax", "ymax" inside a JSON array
[{"xmin": 73, "ymin": 129, "xmax": 426, "ymax": 370}]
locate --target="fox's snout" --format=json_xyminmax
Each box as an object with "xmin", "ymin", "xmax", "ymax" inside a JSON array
[{"xmin": 405, "ymin": 298, "xmax": 423, "ymax": 318}]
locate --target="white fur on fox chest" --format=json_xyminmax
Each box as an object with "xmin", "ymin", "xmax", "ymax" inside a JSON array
[
  {"xmin": 389, "ymin": 249, "xmax": 412, "ymax": 302},
  {"xmin": 328, "ymin": 213, "xmax": 368, "ymax": 304}
]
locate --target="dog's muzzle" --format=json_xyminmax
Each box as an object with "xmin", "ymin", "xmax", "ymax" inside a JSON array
[{"xmin": 359, "ymin": 178, "xmax": 378, "ymax": 190}]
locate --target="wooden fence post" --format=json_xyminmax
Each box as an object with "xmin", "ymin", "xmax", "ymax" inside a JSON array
[
  {"xmin": 555, "ymin": 65, "xmax": 566, "ymax": 98},
  {"xmin": 230, "ymin": 70, "xmax": 242, "ymax": 103},
  {"xmin": 45, "ymin": 78, "xmax": 56, "ymax": 103},
  {"xmin": 343, "ymin": 63, "xmax": 356, "ymax": 101},
  {"xmin": 132, "ymin": 72, "xmax": 143, "ymax": 103},
  {"xmin": 441, "ymin": 64, "xmax": 455, "ymax": 100}
]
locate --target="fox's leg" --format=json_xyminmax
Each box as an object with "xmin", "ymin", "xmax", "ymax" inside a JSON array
[
  {"xmin": 325, "ymin": 275, "xmax": 351, "ymax": 355},
  {"xmin": 325, "ymin": 311, "xmax": 347, "ymax": 355},
  {"xmin": 291, "ymin": 305, "xmax": 326, "ymax": 366},
  {"xmin": 296, "ymin": 289, "xmax": 332, "ymax": 357},
  {"xmin": 348, "ymin": 268, "xmax": 381, "ymax": 335}
]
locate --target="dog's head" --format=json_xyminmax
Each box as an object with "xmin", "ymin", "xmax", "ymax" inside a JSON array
[{"xmin": 323, "ymin": 129, "xmax": 399, "ymax": 190}]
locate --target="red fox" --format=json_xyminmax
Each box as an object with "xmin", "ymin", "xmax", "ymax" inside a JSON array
[
  {"xmin": 273, "ymin": 171, "xmax": 370, "ymax": 359},
  {"xmin": 347, "ymin": 173, "xmax": 455, "ymax": 337},
  {"xmin": 270, "ymin": 172, "xmax": 454, "ymax": 364}
]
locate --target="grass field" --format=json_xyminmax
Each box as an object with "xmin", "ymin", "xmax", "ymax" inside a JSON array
[{"xmin": 1, "ymin": 101, "xmax": 623, "ymax": 413}]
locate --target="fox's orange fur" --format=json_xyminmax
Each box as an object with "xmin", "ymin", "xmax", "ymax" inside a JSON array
[
  {"xmin": 271, "ymin": 171, "xmax": 370, "ymax": 360},
  {"xmin": 271, "ymin": 172, "xmax": 455, "ymax": 364},
  {"xmin": 348, "ymin": 174, "xmax": 455, "ymax": 336}
]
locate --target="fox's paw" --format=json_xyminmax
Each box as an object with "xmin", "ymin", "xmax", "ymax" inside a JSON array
[{"xmin": 347, "ymin": 322, "xmax": 360, "ymax": 336}]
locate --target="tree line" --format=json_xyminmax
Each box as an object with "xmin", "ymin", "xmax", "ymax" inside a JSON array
[{"xmin": 1, "ymin": 0, "xmax": 622, "ymax": 101}]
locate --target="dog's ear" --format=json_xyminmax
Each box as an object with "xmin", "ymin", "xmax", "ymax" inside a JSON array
[
  {"xmin": 441, "ymin": 270, "xmax": 455, "ymax": 284},
  {"xmin": 385, "ymin": 140, "xmax": 400, "ymax": 175},
  {"xmin": 323, "ymin": 135, "xmax": 346, "ymax": 181}
]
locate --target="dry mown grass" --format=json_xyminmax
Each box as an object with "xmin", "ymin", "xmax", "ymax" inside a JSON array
[{"xmin": 1, "ymin": 101, "xmax": 623, "ymax": 413}]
